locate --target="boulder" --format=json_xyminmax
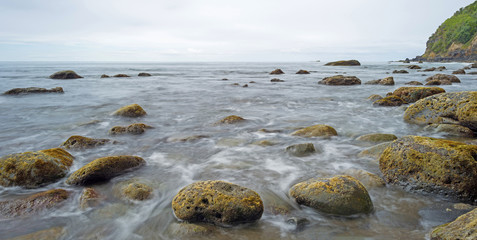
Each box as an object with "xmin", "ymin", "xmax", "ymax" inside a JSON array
[
  {"xmin": 6, "ymin": 226, "xmax": 66, "ymax": 240},
  {"xmin": 343, "ymin": 169, "xmax": 386, "ymax": 189},
  {"xmin": 392, "ymin": 70, "xmax": 409, "ymax": 74},
  {"xmin": 364, "ymin": 77, "xmax": 394, "ymax": 85},
  {"xmin": 286, "ymin": 143, "xmax": 317, "ymax": 157},
  {"xmin": 242, "ymin": 84, "xmax": 248, "ymax": 88},
  {"xmin": 172, "ymin": 180, "xmax": 263, "ymax": 225},
  {"xmin": 270, "ymin": 78, "xmax": 284, "ymax": 82},
  {"xmin": 430, "ymin": 207, "xmax": 477, "ymax": 240},
  {"xmin": 215, "ymin": 115, "xmax": 246, "ymax": 124},
  {"xmin": 426, "ymin": 74, "xmax": 461, "ymax": 83},
  {"xmin": 65, "ymin": 155, "xmax": 145, "ymax": 185},
  {"xmin": 468, "ymin": 71, "xmax": 477, "ymax": 75},
  {"xmin": 379, "ymin": 136, "xmax": 477, "ymax": 202},
  {"xmin": 4, "ymin": 87, "xmax": 63, "ymax": 95},
  {"xmin": 373, "ymin": 95, "xmax": 407, "ymax": 107},
  {"xmin": 437, "ymin": 66, "xmax": 447, "ymax": 71},
  {"xmin": 452, "ymin": 69, "xmax": 466, "ymax": 74},
  {"xmin": 49, "ymin": 70, "xmax": 83, "ymax": 79},
  {"xmin": 0, "ymin": 148, "xmax": 74, "ymax": 188},
  {"xmin": 79, "ymin": 187, "xmax": 102, "ymax": 209},
  {"xmin": 324, "ymin": 60, "xmax": 361, "ymax": 66},
  {"xmin": 392, "ymin": 86, "xmax": 445, "ymax": 103},
  {"xmin": 425, "ymin": 79, "xmax": 452, "ymax": 85},
  {"xmin": 61, "ymin": 135, "xmax": 111, "ymax": 149},
  {"xmin": 318, "ymin": 75, "xmax": 361, "ymax": 85},
  {"xmin": 289, "ymin": 175, "xmax": 373, "ymax": 215},
  {"xmin": 367, "ymin": 94, "xmax": 383, "ymax": 101},
  {"xmin": 112, "ymin": 74, "xmax": 130, "ymax": 77},
  {"xmin": 291, "ymin": 124, "xmax": 338, "ymax": 138},
  {"xmin": 0, "ymin": 189, "xmax": 69, "ymax": 219},
  {"xmin": 165, "ymin": 222, "xmax": 213, "ymax": 238},
  {"xmin": 100, "ymin": 74, "xmax": 110, "ymax": 78},
  {"xmin": 405, "ymin": 81, "xmax": 423, "ymax": 85},
  {"xmin": 113, "ymin": 104, "xmax": 147, "ymax": 117},
  {"xmin": 109, "ymin": 123, "xmax": 152, "ymax": 135},
  {"xmin": 407, "ymin": 65, "xmax": 422, "ymax": 69},
  {"xmin": 403, "ymin": 58, "xmax": 411, "ymax": 63},
  {"xmin": 422, "ymin": 67, "xmax": 437, "ymax": 72},
  {"xmin": 403, "ymin": 91, "xmax": 477, "ymax": 131},
  {"xmin": 356, "ymin": 133, "xmax": 397, "ymax": 144},
  {"xmin": 115, "ymin": 180, "xmax": 153, "ymax": 201},
  {"xmin": 472, "ymin": 63, "xmax": 477, "ymax": 68},
  {"xmin": 270, "ymin": 69, "xmax": 284, "ymax": 75},
  {"xmin": 424, "ymin": 124, "xmax": 475, "ymax": 138},
  {"xmin": 296, "ymin": 70, "xmax": 310, "ymax": 74},
  {"xmin": 138, "ymin": 73, "xmax": 151, "ymax": 77}
]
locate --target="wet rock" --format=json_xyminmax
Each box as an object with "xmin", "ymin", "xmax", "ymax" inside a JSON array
[
  {"xmin": 0, "ymin": 189, "xmax": 69, "ymax": 219},
  {"xmin": 426, "ymin": 74, "xmax": 461, "ymax": 83},
  {"xmin": 271, "ymin": 78, "xmax": 285, "ymax": 82},
  {"xmin": 291, "ymin": 124, "xmax": 338, "ymax": 138},
  {"xmin": 49, "ymin": 70, "xmax": 83, "ymax": 79},
  {"xmin": 289, "ymin": 175, "xmax": 373, "ymax": 215},
  {"xmin": 166, "ymin": 222, "xmax": 213, "ymax": 237},
  {"xmin": 66, "ymin": 155, "xmax": 145, "ymax": 186},
  {"xmin": 249, "ymin": 81, "xmax": 256, "ymax": 83},
  {"xmin": 424, "ymin": 124, "xmax": 475, "ymax": 138},
  {"xmin": 318, "ymin": 75, "xmax": 361, "ymax": 85},
  {"xmin": 109, "ymin": 123, "xmax": 152, "ymax": 135},
  {"xmin": 452, "ymin": 69, "xmax": 466, "ymax": 74},
  {"xmin": 430, "ymin": 208, "xmax": 477, "ymax": 240},
  {"xmin": 79, "ymin": 187, "xmax": 102, "ymax": 209},
  {"xmin": 242, "ymin": 84, "xmax": 248, "ymax": 88},
  {"xmin": 405, "ymin": 81, "xmax": 423, "ymax": 85},
  {"xmin": 358, "ymin": 142, "xmax": 392, "ymax": 161},
  {"xmin": 472, "ymin": 63, "xmax": 477, "ymax": 68},
  {"xmin": 0, "ymin": 148, "xmax": 74, "ymax": 188},
  {"xmin": 113, "ymin": 104, "xmax": 147, "ymax": 117},
  {"xmin": 367, "ymin": 94, "xmax": 383, "ymax": 101},
  {"xmin": 403, "ymin": 91, "xmax": 477, "ymax": 131},
  {"xmin": 356, "ymin": 133, "xmax": 397, "ymax": 144},
  {"xmin": 138, "ymin": 72, "xmax": 151, "ymax": 77},
  {"xmin": 260, "ymin": 189, "xmax": 293, "ymax": 215},
  {"xmin": 252, "ymin": 140, "xmax": 278, "ymax": 146},
  {"xmin": 425, "ymin": 79, "xmax": 452, "ymax": 85},
  {"xmin": 172, "ymin": 180, "xmax": 263, "ymax": 225},
  {"xmin": 221, "ymin": 78, "xmax": 228, "ymax": 81},
  {"xmin": 168, "ymin": 135, "xmax": 209, "ymax": 142},
  {"xmin": 286, "ymin": 217, "xmax": 310, "ymax": 231},
  {"xmin": 407, "ymin": 65, "xmax": 422, "ymax": 69},
  {"xmin": 373, "ymin": 95, "xmax": 407, "ymax": 107},
  {"xmin": 437, "ymin": 66, "xmax": 447, "ymax": 71},
  {"xmin": 100, "ymin": 74, "xmax": 110, "ymax": 78},
  {"xmin": 286, "ymin": 143, "xmax": 317, "ymax": 157},
  {"xmin": 403, "ymin": 58, "xmax": 410, "ymax": 63},
  {"xmin": 453, "ymin": 203, "xmax": 475, "ymax": 210},
  {"xmin": 6, "ymin": 226, "xmax": 66, "ymax": 240},
  {"xmin": 364, "ymin": 77, "xmax": 394, "ymax": 85},
  {"xmin": 115, "ymin": 180, "xmax": 153, "ymax": 201},
  {"xmin": 270, "ymin": 69, "xmax": 284, "ymax": 74},
  {"xmin": 422, "ymin": 67, "xmax": 437, "ymax": 72},
  {"xmin": 392, "ymin": 86, "xmax": 445, "ymax": 103},
  {"xmin": 393, "ymin": 70, "xmax": 409, "ymax": 74},
  {"xmin": 379, "ymin": 136, "xmax": 477, "ymax": 202},
  {"xmin": 61, "ymin": 135, "xmax": 111, "ymax": 149},
  {"xmin": 296, "ymin": 69, "xmax": 310, "ymax": 74},
  {"xmin": 112, "ymin": 74, "xmax": 130, "ymax": 77},
  {"xmin": 215, "ymin": 115, "xmax": 246, "ymax": 124},
  {"xmin": 4, "ymin": 87, "xmax": 64, "ymax": 95},
  {"xmin": 343, "ymin": 169, "xmax": 386, "ymax": 189},
  {"xmin": 468, "ymin": 71, "xmax": 477, "ymax": 75},
  {"xmin": 216, "ymin": 138, "xmax": 247, "ymax": 147},
  {"xmin": 324, "ymin": 60, "xmax": 361, "ymax": 66}
]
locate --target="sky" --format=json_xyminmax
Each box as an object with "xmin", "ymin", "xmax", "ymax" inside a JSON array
[{"xmin": 0, "ymin": 0, "xmax": 475, "ymax": 62}]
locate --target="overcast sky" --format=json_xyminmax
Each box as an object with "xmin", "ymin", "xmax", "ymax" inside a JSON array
[{"xmin": 0, "ymin": 0, "xmax": 475, "ymax": 61}]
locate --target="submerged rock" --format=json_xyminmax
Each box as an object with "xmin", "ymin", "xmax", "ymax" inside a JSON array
[
  {"xmin": 392, "ymin": 70, "xmax": 409, "ymax": 74},
  {"xmin": 6, "ymin": 226, "xmax": 66, "ymax": 240},
  {"xmin": 138, "ymin": 72, "xmax": 152, "ymax": 77},
  {"xmin": 4, "ymin": 87, "xmax": 64, "ymax": 95},
  {"xmin": 405, "ymin": 81, "xmax": 423, "ymax": 85},
  {"xmin": 270, "ymin": 69, "xmax": 284, "ymax": 74},
  {"xmin": 422, "ymin": 67, "xmax": 437, "ymax": 72},
  {"xmin": 430, "ymin": 208, "xmax": 477, "ymax": 240},
  {"xmin": 424, "ymin": 124, "xmax": 475, "ymax": 138},
  {"xmin": 115, "ymin": 180, "xmax": 153, "ymax": 201},
  {"xmin": 296, "ymin": 69, "xmax": 310, "ymax": 74},
  {"xmin": 172, "ymin": 180, "xmax": 263, "ymax": 225},
  {"xmin": 167, "ymin": 135, "xmax": 209, "ymax": 142},
  {"xmin": 373, "ymin": 95, "xmax": 407, "ymax": 107},
  {"xmin": 426, "ymin": 74, "xmax": 461, "ymax": 83},
  {"xmin": 66, "ymin": 155, "xmax": 145, "ymax": 185},
  {"xmin": 112, "ymin": 74, "xmax": 130, "ymax": 77},
  {"xmin": 215, "ymin": 115, "xmax": 246, "ymax": 124},
  {"xmin": 379, "ymin": 136, "xmax": 477, "ymax": 202},
  {"xmin": 426, "ymin": 79, "xmax": 452, "ymax": 85},
  {"xmin": 109, "ymin": 123, "xmax": 152, "ymax": 135},
  {"xmin": 392, "ymin": 86, "xmax": 445, "ymax": 103},
  {"xmin": 367, "ymin": 94, "xmax": 383, "ymax": 101},
  {"xmin": 291, "ymin": 124, "xmax": 338, "ymax": 138},
  {"xmin": 356, "ymin": 133, "xmax": 397, "ymax": 144},
  {"xmin": 61, "ymin": 135, "xmax": 111, "ymax": 149},
  {"xmin": 165, "ymin": 222, "xmax": 213, "ymax": 238},
  {"xmin": 343, "ymin": 169, "xmax": 386, "ymax": 189},
  {"xmin": 0, "ymin": 148, "xmax": 74, "ymax": 188},
  {"xmin": 358, "ymin": 142, "xmax": 392, "ymax": 161},
  {"xmin": 324, "ymin": 60, "xmax": 361, "ymax": 66},
  {"xmin": 289, "ymin": 175, "xmax": 373, "ymax": 215},
  {"xmin": 318, "ymin": 75, "xmax": 361, "ymax": 85},
  {"xmin": 49, "ymin": 70, "xmax": 83, "ymax": 79},
  {"xmin": 113, "ymin": 104, "xmax": 147, "ymax": 117},
  {"xmin": 286, "ymin": 143, "xmax": 318, "ymax": 157},
  {"xmin": 79, "ymin": 187, "xmax": 102, "ymax": 209},
  {"xmin": 0, "ymin": 189, "xmax": 69, "ymax": 219}
]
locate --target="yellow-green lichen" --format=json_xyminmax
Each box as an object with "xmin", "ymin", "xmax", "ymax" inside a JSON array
[{"xmin": 291, "ymin": 124, "xmax": 338, "ymax": 138}]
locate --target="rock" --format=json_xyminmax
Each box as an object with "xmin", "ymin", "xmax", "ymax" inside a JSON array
[
  {"xmin": 270, "ymin": 69, "xmax": 284, "ymax": 74},
  {"xmin": 249, "ymin": 81, "xmax": 256, "ymax": 83},
  {"xmin": 453, "ymin": 203, "xmax": 475, "ymax": 210},
  {"xmin": 392, "ymin": 86, "xmax": 445, "ymax": 103},
  {"xmin": 4, "ymin": 87, "xmax": 64, "ymax": 95},
  {"xmin": 242, "ymin": 84, "xmax": 248, "ymax": 88},
  {"xmin": 365, "ymin": 77, "xmax": 394, "ymax": 85},
  {"xmin": 231, "ymin": 83, "xmax": 239, "ymax": 86},
  {"xmin": 405, "ymin": 81, "xmax": 423, "ymax": 85},
  {"xmin": 343, "ymin": 169, "xmax": 386, "ymax": 189},
  {"xmin": 100, "ymin": 74, "xmax": 110, "ymax": 78},
  {"xmin": 112, "ymin": 74, "xmax": 130, "ymax": 77},
  {"xmin": 168, "ymin": 135, "xmax": 209, "ymax": 142},
  {"xmin": 393, "ymin": 70, "xmax": 409, "ymax": 74},
  {"xmin": 49, "ymin": 70, "xmax": 83, "ymax": 79},
  {"xmin": 6, "ymin": 226, "xmax": 66, "ymax": 240},
  {"xmin": 403, "ymin": 91, "xmax": 477, "ymax": 131},
  {"xmin": 430, "ymin": 208, "xmax": 477, "ymax": 240},
  {"xmin": 109, "ymin": 123, "xmax": 153, "ymax": 135},
  {"xmin": 172, "ymin": 180, "xmax": 263, "ymax": 225},
  {"xmin": 379, "ymin": 136, "xmax": 477, "ymax": 202},
  {"xmin": 0, "ymin": 148, "xmax": 74, "ymax": 188},
  {"xmin": 407, "ymin": 65, "xmax": 422, "ymax": 69},
  {"xmin": 116, "ymin": 180, "xmax": 153, "ymax": 201},
  {"xmin": 113, "ymin": 104, "xmax": 147, "ymax": 117},
  {"xmin": 426, "ymin": 74, "xmax": 461, "ymax": 83},
  {"xmin": 296, "ymin": 70, "xmax": 310, "ymax": 74},
  {"xmin": 289, "ymin": 175, "xmax": 373, "ymax": 215},
  {"xmin": 424, "ymin": 124, "xmax": 475, "ymax": 138},
  {"xmin": 138, "ymin": 72, "xmax": 151, "ymax": 77},
  {"xmin": 252, "ymin": 140, "xmax": 277, "ymax": 146},
  {"xmin": 358, "ymin": 142, "xmax": 392, "ymax": 160},
  {"xmin": 453, "ymin": 69, "xmax": 466, "ymax": 74},
  {"xmin": 468, "ymin": 71, "xmax": 477, "ymax": 75},
  {"xmin": 221, "ymin": 78, "xmax": 228, "ymax": 81},
  {"xmin": 356, "ymin": 133, "xmax": 397, "ymax": 144},
  {"xmin": 437, "ymin": 66, "xmax": 447, "ymax": 71},
  {"xmin": 79, "ymin": 187, "xmax": 102, "ymax": 209},
  {"xmin": 286, "ymin": 217, "xmax": 310, "ymax": 231},
  {"xmin": 291, "ymin": 124, "xmax": 338, "ymax": 138},
  {"xmin": 422, "ymin": 67, "xmax": 436, "ymax": 72},
  {"xmin": 270, "ymin": 78, "xmax": 285, "ymax": 82},
  {"xmin": 318, "ymin": 75, "xmax": 361, "ymax": 85},
  {"xmin": 367, "ymin": 94, "xmax": 383, "ymax": 101},
  {"xmin": 472, "ymin": 63, "xmax": 477, "ymax": 68},
  {"xmin": 403, "ymin": 58, "xmax": 411, "ymax": 63},
  {"xmin": 286, "ymin": 143, "xmax": 317, "ymax": 157},
  {"xmin": 215, "ymin": 115, "xmax": 246, "ymax": 124},
  {"xmin": 324, "ymin": 60, "xmax": 361, "ymax": 66},
  {"xmin": 0, "ymin": 189, "xmax": 69, "ymax": 219},
  {"xmin": 425, "ymin": 79, "xmax": 452, "ymax": 85},
  {"xmin": 166, "ymin": 222, "xmax": 213, "ymax": 237},
  {"xmin": 61, "ymin": 135, "xmax": 111, "ymax": 149},
  {"xmin": 65, "ymin": 155, "xmax": 145, "ymax": 186},
  {"xmin": 373, "ymin": 95, "xmax": 407, "ymax": 107}
]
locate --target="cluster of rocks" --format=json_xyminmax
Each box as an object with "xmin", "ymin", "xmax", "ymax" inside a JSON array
[
  {"xmin": 371, "ymin": 86, "xmax": 445, "ymax": 107},
  {"xmin": 101, "ymin": 72, "xmax": 152, "ymax": 78}
]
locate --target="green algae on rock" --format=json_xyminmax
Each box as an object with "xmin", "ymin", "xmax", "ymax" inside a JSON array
[
  {"xmin": 66, "ymin": 155, "xmax": 145, "ymax": 186},
  {"xmin": 430, "ymin": 208, "xmax": 477, "ymax": 240},
  {"xmin": 0, "ymin": 148, "xmax": 74, "ymax": 188},
  {"xmin": 289, "ymin": 175, "xmax": 373, "ymax": 216},
  {"xmin": 172, "ymin": 180, "xmax": 263, "ymax": 225},
  {"xmin": 291, "ymin": 124, "xmax": 338, "ymax": 138},
  {"xmin": 61, "ymin": 135, "xmax": 111, "ymax": 149},
  {"xmin": 215, "ymin": 115, "xmax": 246, "ymax": 125},
  {"xmin": 0, "ymin": 189, "xmax": 69, "ymax": 219},
  {"xmin": 113, "ymin": 104, "xmax": 147, "ymax": 117},
  {"xmin": 379, "ymin": 136, "xmax": 477, "ymax": 202},
  {"xmin": 49, "ymin": 70, "xmax": 83, "ymax": 79},
  {"xmin": 318, "ymin": 75, "xmax": 361, "ymax": 85},
  {"xmin": 392, "ymin": 86, "xmax": 445, "ymax": 103},
  {"xmin": 324, "ymin": 60, "xmax": 361, "ymax": 66}
]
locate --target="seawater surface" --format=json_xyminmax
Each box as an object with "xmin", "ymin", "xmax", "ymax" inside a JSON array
[{"xmin": 0, "ymin": 61, "xmax": 476, "ymax": 240}]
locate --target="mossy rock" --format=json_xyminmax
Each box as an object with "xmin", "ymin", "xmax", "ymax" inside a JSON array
[
  {"xmin": 270, "ymin": 69, "xmax": 284, "ymax": 74},
  {"xmin": 291, "ymin": 124, "xmax": 338, "ymax": 138},
  {"xmin": 6, "ymin": 226, "xmax": 66, "ymax": 240},
  {"xmin": 392, "ymin": 87, "xmax": 445, "ymax": 103},
  {"xmin": 113, "ymin": 104, "xmax": 147, "ymax": 117},
  {"xmin": 343, "ymin": 169, "xmax": 386, "ymax": 189},
  {"xmin": 403, "ymin": 91, "xmax": 477, "ymax": 131},
  {"xmin": 289, "ymin": 175, "xmax": 373, "ymax": 215},
  {"xmin": 115, "ymin": 180, "xmax": 153, "ymax": 201},
  {"xmin": 215, "ymin": 115, "xmax": 246, "ymax": 124},
  {"xmin": 138, "ymin": 72, "xmax": 152, "ymax": 77},
  {"xmin": 172, "ymin": 180, "xmax": 263, "ymax": 225},
  {"xmin": 0, "ymin": 148, "xmax": 74, "ymax": 188},
  {"xmin": 426, "ymin": 74, "xmax": 461, "ymax": 83},
  {"xmin": 324, "ymin": 60, "xmax": 361, "ymax": 66},
  {"xmin": 367, "ymin": 94, "xmax": 383, "ymax": 101},
  {"xmin": 379, "ymin": 136, "xmax": 477, "ymax": 202},
  {"xmin": 109, "ymin": 123, "xmax": 152, "ymax": 135},
  {"xmin": 66, "ymin": 155, "xmax": 145, "ymax": 185},
  {"xmin": 49, "ymin": 70, "xmax": 83, "ymax": 79},
  {"xmin": 405, "ymin": 81, "xmax": 423, "ymax": 85},
  {"xmin": 296, "ymin": 70, "xmax": 310, "ymax": 74},
  {"xmin": 286, "ymin": 143, "xmax": 318, "ymax": 157},
  {"xmin": 318, "ymin": 75, "xmax": 361, "ymax": 85},
  {"xmin": 356, "ymin": 133, "xmax": 397, "ymax": 144},
  {"xmin": 61, "ymin": 135, "xmax": 111, "ymax": 149},
  {"xmin": 79, "ymin": 187, "xmax": 102, "ymax": 209},
  {"xmin": 4, "ymin": 87, "xmax": 64, "ymax": 95},
  {"xmin": 373, "ymin": 95, "xmax": 407, "ymax": 107},
  {"xmin": 424, "ymin": 124, "xmax": 475, "ymax": 138},
  {"xmin": 0, "ymin": 189, "xmax": 69, "ymax": 219},
  {"xmin": 430, "ymin": 208, "xmax": 477, "ymax": 240},
  {"xmin": 112, "ymin": 74, "xmax": 130, "ymax": 77}
]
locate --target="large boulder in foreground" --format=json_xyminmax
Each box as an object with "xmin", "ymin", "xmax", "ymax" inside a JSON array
[
  {"xmin": 291, "ymin": 124, "xmax": 338, "ymax": 138},
  {"xmin": 4, "ymin": 87, "xmax": 64, "ymax": 95},
  {"xmin": 318, "ymin": 75, "xmax": 361, "ymax": 85},
  {"xmin": 0, "ymin": 189, "xmax": 69, "ymax": 219},
  {"xmin": 289, "ymin": 175, "xmax": 373, "ymax": 215},
  {"xmin": 172, "ymin": 180, "xmax": 263, "ymax": 225},
  {"xmin": 392, "ymin": 87, "xmax": 445, "ymax": 103},
  {"xmin": 379, "ymin": 136, "xmax": 477, "ymax": 202},
  {"xmin": 324, "ymin": 60, "xmax": 361, "ymax": 66},
  {"xmin": 113, "ymin": 104, "xmax": 147, "ymax": 117},
  {"xmin": 0, "ymin": 148, "xmax": 74, "ymax": 188},
  {"xmin": 430, "ymin": 208, "xmax": 477, "ymax": 240},
  {"xmin": 66, "ymin": 155, "xmax": 145, "ymax": 185},
  {"xmin": 61, "ymin": 135, "xmax": 111, "ymax": 150},
  {"xmin": 49, "ymin": 70, "xmax": 83, "ymax": 79},
  {"xmin": 404, "ymin": 91, "xmax": 477, "ymax": 131}
]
